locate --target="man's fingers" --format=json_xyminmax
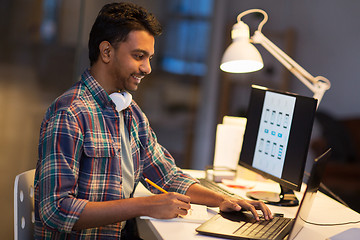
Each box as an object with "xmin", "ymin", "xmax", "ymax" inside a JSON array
[
  {"xmin": 167, "ymin": 192, "xmax": 192, "ymax": 214},
  {"xmin": 248, "ymin": 200, "xmax": 273, "ymax": 220},
  {"xmin": 220, "ymin": 198, "xmax": 273, "ymax": 221},
  {"xmin": 177, "ymin": 207, "xmax": 189, "ymax": 216},
  {"xmin": 242, "ymin": 202, "xmax": 260, "ymax": 221},
  {"xmin": 175, "ymin": 192, "xmax": 191, "ymax": 204}
]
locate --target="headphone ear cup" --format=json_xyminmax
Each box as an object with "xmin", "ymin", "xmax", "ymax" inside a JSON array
[
  {"xmin": 122, "ymin": 91, "xmax": 132, "ymax": 108},
  {"xmin": 109, "ymin": 92, "xmax": 132, "ymax": 112}
]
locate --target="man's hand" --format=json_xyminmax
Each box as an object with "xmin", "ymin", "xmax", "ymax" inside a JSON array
[
  {"xmin": 185, "ymin": 183, "xmax": 273, "ymax": 221},
  {"xmin": 219, "ymin": 197, "xmax": 273, "ymax": 221},
  {"xmin": 73, "ymin": 192, "xmax": 191, "ymax": 230},
  {"xmin": 145, "ymin": 192, "xmax": 192, "ymax": 219}
]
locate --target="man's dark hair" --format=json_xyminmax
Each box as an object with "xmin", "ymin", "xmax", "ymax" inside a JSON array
[{"xmin": 88, "ymin": 2, "xmax": 162, "ymax": 66}]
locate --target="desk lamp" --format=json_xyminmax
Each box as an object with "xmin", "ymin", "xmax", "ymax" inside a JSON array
[{"xmin": 220, "ymin": 9, "xmax": 331, "ymax": 105}]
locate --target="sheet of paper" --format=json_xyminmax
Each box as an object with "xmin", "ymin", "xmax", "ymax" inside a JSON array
[
  {"xmin": 213, "ymin": 123, "xmax": 245, "ymax": 170},
  {"xmin": 140, "ymin": 204, "xmax": 213, "ymax": 223},
  {"xmin": 223, "ymin": 116, "xmax": 247, "ymax": 127},
  {"xmin": 221, "ymin": 178, "xmax": 256, "ymax": 189},
  {"xmin": 179, "ymin": 204, "xmax": 210, "ymax": 223}
]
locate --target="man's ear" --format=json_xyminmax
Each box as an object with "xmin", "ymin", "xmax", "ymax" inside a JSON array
[{"xmin": 99, "ymin": 41, "xmax": 112, "ymax": 63}]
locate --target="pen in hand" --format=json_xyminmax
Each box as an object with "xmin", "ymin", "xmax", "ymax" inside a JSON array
[
  {"xmin": 145, "ymin": 178, "xmax": 192, "ymax": 217},
  {"xmin": 145, "ymin": 178, "xmax": 168, "ymax": 193}
]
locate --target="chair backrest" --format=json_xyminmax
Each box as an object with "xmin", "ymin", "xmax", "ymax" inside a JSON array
[{"xmin": 14, "ymin": 169, "xmax": 36, "ymax": 240}]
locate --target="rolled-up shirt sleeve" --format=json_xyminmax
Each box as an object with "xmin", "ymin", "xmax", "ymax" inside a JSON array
[{"xmin": 36, "ymin": 109, "xmax": 88, "ymax": 233}]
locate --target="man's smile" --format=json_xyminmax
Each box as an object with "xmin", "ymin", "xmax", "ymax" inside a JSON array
[{"xmin": 132, "ymin": 74, "xmax": 144, "ymax": 84}]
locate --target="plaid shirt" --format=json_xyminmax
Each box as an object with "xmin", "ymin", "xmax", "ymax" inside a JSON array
[{"xmin": 34, "ymin": 69, "xmax": 197, "ymax": 239}]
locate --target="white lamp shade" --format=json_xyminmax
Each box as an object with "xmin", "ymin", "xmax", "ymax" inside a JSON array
[{"xmin": 220, "ymin": 40, "xmax": 264, "ymax": 73}]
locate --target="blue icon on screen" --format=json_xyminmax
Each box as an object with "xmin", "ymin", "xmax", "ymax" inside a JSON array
[{"xmin": 278, "ymin": 145, "xmax": 284, "ymax": 159}]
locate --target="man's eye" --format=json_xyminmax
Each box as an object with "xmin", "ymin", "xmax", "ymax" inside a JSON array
[{"xmin": 134, "ymin": 54, "xmax": 144, "ymax": 60}]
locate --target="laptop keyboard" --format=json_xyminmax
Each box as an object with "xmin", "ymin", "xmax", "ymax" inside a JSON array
[
  {"xmin": 198, "ymin": 178, "xmax": 292, "ymax": 239},
  {"xmin": 198, "ymin": 178, "xmax": 243, "ymax": 199},
  {"xmin": 234, "ymin": 216, "xmax": 292, "ymax": 239}
]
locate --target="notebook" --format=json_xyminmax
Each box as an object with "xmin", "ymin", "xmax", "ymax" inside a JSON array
[
  {"xmin": 140, "ymin": 203, "xmax": 212, "ymax": 223},
  {"xmin": 196, "ymin": 148, "xmax": 331, "ymax": 240}
]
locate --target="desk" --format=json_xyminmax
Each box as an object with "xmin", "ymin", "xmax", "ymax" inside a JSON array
[{"xmin": 135, "ymin": 169, "xmax": 360, "ymax": 240}]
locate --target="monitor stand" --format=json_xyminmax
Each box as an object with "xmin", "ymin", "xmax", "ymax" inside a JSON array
[{"xmin": 246, "ymin": 184, "xmax": 299, "ymax": 206}]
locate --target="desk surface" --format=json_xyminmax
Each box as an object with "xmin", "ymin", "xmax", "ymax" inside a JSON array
[{"xmin": 135, "ymin": 169, "xmax": 360, "ymax": 240}]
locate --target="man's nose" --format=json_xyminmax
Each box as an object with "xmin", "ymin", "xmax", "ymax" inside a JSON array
[{"xmin": 140, "ymin": 60, "xmax": 152, "ymax": 75}]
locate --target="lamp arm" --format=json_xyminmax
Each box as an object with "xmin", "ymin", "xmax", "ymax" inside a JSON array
[
  {"xmin": 237, "ymin": 9, "xmax": 268, "ymax": 32},
  {"xmin": 252, "ymin": 30, "xmax": 331, "ymax": 105}
]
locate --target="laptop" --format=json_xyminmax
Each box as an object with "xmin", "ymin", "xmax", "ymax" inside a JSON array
[{"xmin": 196, "ymin": 148, "xmax": 332, "ymax": 240}]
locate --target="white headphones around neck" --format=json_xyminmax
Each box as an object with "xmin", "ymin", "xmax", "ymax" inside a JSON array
[{"xmin": 109, "ymin": 91, "xmax": 132, "ymax": 112}]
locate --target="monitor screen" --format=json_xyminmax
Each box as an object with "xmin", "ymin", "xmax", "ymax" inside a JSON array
[{"xmin": 239, "ymin": 85, "xmax": 317, "ymax": 206}]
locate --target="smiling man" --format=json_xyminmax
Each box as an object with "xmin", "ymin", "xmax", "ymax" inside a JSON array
[
  {"xmin": 91, "ymin": 30, "xmax": 154, "ymax": 93},
  {"xmin": 34, "ymin": 2, "xmax": 272, "ymax": 239}
]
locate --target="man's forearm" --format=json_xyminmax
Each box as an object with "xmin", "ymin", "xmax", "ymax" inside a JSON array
[
  {"xmin": 185, "ymin": 183, "xmax": 226, "ymax": 207},
  {"xmin": 72, "ymin": 197, "xmax": 148, "ymax": 230},
  {"xmin": 72, "ymin": 192, "xmax": 192, "ymax": 230}
]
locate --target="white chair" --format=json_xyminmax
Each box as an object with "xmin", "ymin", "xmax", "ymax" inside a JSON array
[{"xmin": 14, "ymin": 169, "xmax": 36, "ymax": 240}]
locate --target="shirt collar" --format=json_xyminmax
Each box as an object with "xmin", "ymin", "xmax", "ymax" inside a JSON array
[{"xmin": 81, "ymin": 68, "xmax": 113, "ymax": 109}]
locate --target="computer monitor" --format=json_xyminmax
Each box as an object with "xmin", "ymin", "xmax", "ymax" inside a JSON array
[{"xmin": 239, "ymin": 85, "xmax": 317, "ymax": 206}]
